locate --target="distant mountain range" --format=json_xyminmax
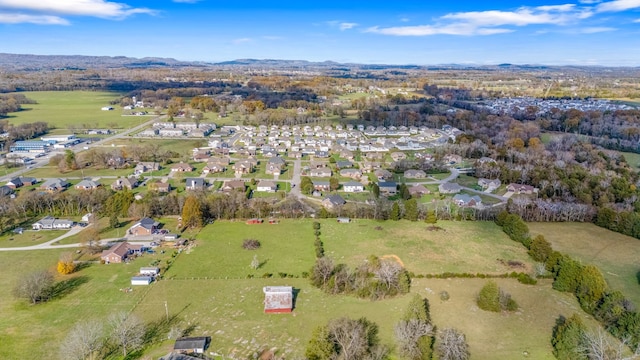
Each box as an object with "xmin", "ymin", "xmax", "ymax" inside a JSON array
[{"xmin": 0, "ymin": 53, "xmax": 637, "ymax": 72}]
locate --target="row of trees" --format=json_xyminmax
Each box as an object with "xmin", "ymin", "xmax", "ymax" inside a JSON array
[{"xmin": 496, "ymin": 211, "xmax": 640, "ymax": 353}]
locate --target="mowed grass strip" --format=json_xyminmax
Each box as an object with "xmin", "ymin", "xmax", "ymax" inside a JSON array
[
  {"xmin": 528, "ymin": 222, "xmax": 640, "ymax": 306},
  {"xmin": 5, "ymin": 91, "xmax": 143, "ymax": 132}
]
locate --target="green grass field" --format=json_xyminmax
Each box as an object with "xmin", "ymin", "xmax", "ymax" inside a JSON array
[
  {"xmin": 4, "ymin": 91, "xmax": 150, "ymax": 133},
  {"xmin": 0, "ymin": 220, "xmax": 611, "ymax": 360},
  {"xmin": 0, "ymin": 229, "xmax": 67, "ymax": 248},
  {"xmin": 528, "ymin": 222, "xmax": 640, "ymax": 306},
  {"xmin": 618, "ymin": 151, "xmax": 640, "ymax": 171}
]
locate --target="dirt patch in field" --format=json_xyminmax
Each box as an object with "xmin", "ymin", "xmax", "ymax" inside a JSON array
[{"xmin": 381, "ymin": 254, "xmax": 405, "ymax": 267}]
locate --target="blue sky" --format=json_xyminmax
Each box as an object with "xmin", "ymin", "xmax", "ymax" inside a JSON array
[{"xmin": 0, "ymin": 0, "xmax": 639, "ymax": 65}]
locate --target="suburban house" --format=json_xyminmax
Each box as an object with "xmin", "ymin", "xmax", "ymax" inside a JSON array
[
  {"xmin": 339, "ymin": 168, "xmax": 362, "ymax": 179},
  {"xmin": 453, "ymin": 194, "xmax": 482, "ymax": 207},
  {"xmin": 478, "ymin": 178, "xmax": 501, "ymax": 191},
  {"xmin": 173, "ymin": 337, "xmax": 211, "ymax": 355},
  {"xmin": 32, "ymin": 216, "xmax": 74, "ymax": 230},
  {"xmin": 343, "ymin": 181, "xmax": 364, "ymax": 193},
  {"xmin": 374, "ymin": 169, "xmax": 393, "ymax": 181},
  {"xmin": 101, "ymin": 242, "xmax": 134, "ymax": 263},
  {"xmin": 39, "ymin": 178, "xmax": 70, "ymax": 192},
  {"xmin": 256, "ymin": 180, "xmax": 278, "ymax": 192},
  {"xmin": 322, "ymin": 194, "xmax": 346, "ymax": 209},
  {"xmin": 202, "ymin": 158, "xmax": 229, "ymax": 174},
  {"xmin": 232, "ymin": 159, "xmax": 256, "ymax": 174},
  {"xmin": 222, "ymin": 180, "xmax": 246, "ymax": 192},
  {"xmin": 134, "ymin": 162, "xmax": 160, "ymax": 175},
  {"xmin": 404, "ymin": 169, "xmax": 427, "ymax": 179},
  {"xmin": 128, "ymin": 217, "xmax": 160, "ymax": 236},
  {"xmin": 313, "ymin": 180, "xmax": 330, "ymax": 191},
  {"xmin": 185, "ymin": 178, "xmax": 206, "ymax": 191},
  {"xmin": 0, "ymin": 185, "xmax": 14, "ymax": 197},
  {"xmin": 171, "ymin": 163, "xmax": 194, "ymax": 172},
  {"xmin": 149, "ymin": 180, "xmax": 171, "ymax": 193},
  {"xmin": 439, "ymin": 183, "xmax": 462, "ymax": 194},
  {"xmin": 263, "ymin": 286, "xmax": 294, "ymax": 314},
  {"xmin": 267, "ymin": 156, "xmax": 286, "ymax": 174},
  {"xmin": 111, "ymin": 177, "xmax": 138, "ymax": 191},
  {"xmin": 443, "ymin": 154, "xmax": 463, "ymax": 165},
  {"xmin": 310, "ymin": 168, "xmax": 332, "ymax": 177},
  {"xmin": 75, "ymin": 179, "xmax": 101, "ymax": 190},
  {"xmin": 507, "ymin": 183, "xmax": 536, "ymax": 194},
  {"xmin": 6, "ymin": 176, "xmax": 37, "ymax": 189},
  {"xmin": 408, "ymin": 184, "xmax": 431, "ymax": 197},
  {"xmin": 378, "ymin": 181, "xmax": 398, "ymax": 196},
  {"xmin": 390, "ymin": 152, "xmax": 407, "ymax": 161},
  {"xmin": 336, "ymin": 160, "xmax": 353, "ymax": 169}
]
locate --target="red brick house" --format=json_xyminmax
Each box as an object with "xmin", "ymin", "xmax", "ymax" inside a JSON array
[
  {"xmin": 101, "ymin": 242, "xmax": 132, "ymax": 263},
  {"xmin": 128, "ymin": 217, "xmax": 160, "ymax": 236}
]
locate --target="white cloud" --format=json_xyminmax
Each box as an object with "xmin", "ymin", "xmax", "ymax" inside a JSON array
[
  {"xmin": 366, "ymin": 24, "xmax": 513, "ymax": 36},
  {"xmin": 232, "ymin": 38, "xmax": 252, "ymax": 44},
  {"xmin": 339, "ymin": 22, "xmax": 358, "ymax": 30},
  {"xmin": 369, "ymin": 5, "xmax": 594, "ymax": 37},
  {"xmin": 400, "ymin": 17, "xmax": 410, "ymax": 22},
  {"xmin": 580, "ymin": 0, "xmax": 602, "ymax": 3},
  {"xmin": 597, "ymin": 0, "xmax": 640, "ymax": 12},
  {"xmin": 0, "ymin": 12, "xmax": 69, "ymax": 24},
  {"xmin": 0, "ymin": 0, "xmax": 155, "ymax": 19},
  {"xmin": 578, "ymin": 26, "xmax": 617, "ymax": 32},
  {"xmin": 635, "ymin": 18, "xmax": 640, "ymax": 22}
]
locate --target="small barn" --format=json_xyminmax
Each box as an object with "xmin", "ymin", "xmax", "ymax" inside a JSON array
[
  {"xmin": 263, "ymin": 286, "xmax": 293, "ymax": 314},
  {"xmin": 246, "ymin": 218, "xmax": 263, "ymax": 224},
  {"xmin": 337, "ymin": 217, "xmax": 351, "ymax": 223},
  {"xmin": 131, "ymin": 276, "xmax": 152, "ymax": 286},
  {"xmin": 140, "ymin": 267, "xmax": 160, "ymax": 276}
]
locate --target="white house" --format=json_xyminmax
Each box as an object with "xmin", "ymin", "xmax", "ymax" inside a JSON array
[
  {"xmin": 140, "ymin": 267, "xmax": 160, "ymax": 276},
  {"xmin": 32, "ymin": 216, "xmax": 74, "ymax": 230},
  {"xmin": 343, "ymin": 181, "xmax": 364, "ymax": 193}
]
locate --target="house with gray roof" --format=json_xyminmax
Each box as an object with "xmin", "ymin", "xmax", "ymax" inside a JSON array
[{"xmin": 32, "ymin": 216, "xmax": 74, "ymax": 230}]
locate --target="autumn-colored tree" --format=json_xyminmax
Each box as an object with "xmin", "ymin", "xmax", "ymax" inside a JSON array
[
  {"xmin": 57, "ymin": 252, "xmax": 76, "ymax": 275},
  {"xmin": 181, "ymin": 195, "xmax": 203, "ymax": 229}
]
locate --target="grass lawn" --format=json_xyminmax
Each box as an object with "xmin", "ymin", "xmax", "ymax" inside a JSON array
[
  {"xmin": 528, "ymin": 222, "xmax": 640, "ymax": 306},
  {"xmin": 23, "ymin": 165, "xmax": 134, "ymax": 179},
  {"xmin": 0, "ymin": 219, "xmax": 601, "ymax": 359},
  {"xmin": 97, "ymin": 138, "xmax": 206, "ymax": 157},
  {"xmin": 321, "ymin": 220, "xmax": 534, "ymax": 275},
  {"xmin": 135, "ymin": 277, "xmax": 595, "ymax": 360},
  {"xmin": 618, "ymin": 151, "xmax": 640, "ymax": 171},
  {"xmin": 3, "ymin": 91, "xmax": 144, "ymax": 133},
  {"xmin": 0, "ymin": 229, "xmax": 67, "ymax": 248}
]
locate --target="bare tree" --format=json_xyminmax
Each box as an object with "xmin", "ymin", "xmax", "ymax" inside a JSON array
[
  {"xmin": 108, "ymin": 312, "xmax": 145, "ymax": 357},
  {"xmin": 328, "ymin": 317, "xmax": 382, "ymax": 360},
  {"xmin": 578, "ymin": 328, "xmax": 640, "ymax": 360},
  {"xmin": 311, "ymin": 256, "xmax": 334, "ymax": 288},
  {"xmin": 374, "ymin": 259, "xmax": 402, "ymax": 290},
  {"xmin": 395, "ymin": 319, "xmax": 434, "ymax": 360},
  {"xmin": 59, "ymin": 320, "xmax": 104, "ymax": 360},
  {"xmin": 437, "ymin": 328, "xmax": 470, "ymax": 360},
  {"xmin": 13, "ymin": 269, "xmax": 54, "ymax": 304},
  {"xmin": 250, "ymin": 254, "xmax": 260, "ymax": 270}
]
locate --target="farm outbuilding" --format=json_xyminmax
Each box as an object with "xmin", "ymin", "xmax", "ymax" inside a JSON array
[
  {"xmin": 173, "ymin": 336, "xmax": 211, "ymax": 354},
  {"xmin": 246, "ymin": 218, "xmax": 263, "ymax": 224},
  {"xmin": 337, "ymin": 217, "xmax": 351, "ymax": 223},
  {"xmin": 263, "ymin": 286, "xmax": 293, "ymax": 313},
  {"xmin": 140, "ymin": 267, "xmax": 160, "ymax": 276},
  {"xmin": 131, "ymin": 276, "xmax": 152, "ymax": 286}
]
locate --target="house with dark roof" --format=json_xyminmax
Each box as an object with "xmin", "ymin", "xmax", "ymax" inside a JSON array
[
  {"xmin": 75, "ymin": 179, "xmax": 101, "ymax": 190},
  {"xmin": 39, "ymin": 178, "xmax": 70, "ymax": 192},
  {"xmin": 0, "ymin": 185, "xmax": 14, "ymax": 197},
  {"xmin": 313, "ymin": 180, "xmax": 330, "ymax": 191},
  {"xmin": 322, "ymin": 194, "xmax": 346, "ymax": 209},
  {"xmin": 173, "ymin": 336, "xmax": 211, "ymax": 355},
  {"xmin": 343, "ymin": 181, "xmax": 364, "ymax": 193},
  {"xmin": 378, "ymin": 181, "xmax": 398, "ymax": 196},
  {"xmin": 336, "ymin": 160, "xmax": 353, "ymax": 169},
  {"xmin": 128, "ymin": 217, "xmax": 160, "ymax": 236},
  {"xmin": 185, "ymin": 178, "xmax": 206, "ymax": 191},
  {"xmin": 111, "ymin": 177, "xmax": 138, "ymax": 191}
]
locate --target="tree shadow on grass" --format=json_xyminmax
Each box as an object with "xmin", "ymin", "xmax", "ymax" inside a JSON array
[
  {"xmin": 50, "ymin": 276, "xmax": 89, "ymax": 300},
  {"xmin": 636, "ymin": 270, "xmax": 640, "ymax": 285}
]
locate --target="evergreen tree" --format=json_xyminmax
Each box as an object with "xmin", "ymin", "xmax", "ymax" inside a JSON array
[
  {"xmin": 425, "ymin": 210, "xmax": 437, "ymax": 224},
  {"xmin": 551, "ymin": 315, "xmax": 588, "ymax": 360},
  {"xmin": 390, "ymin": 202, "xmax": 401, "ymax": 221}
]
